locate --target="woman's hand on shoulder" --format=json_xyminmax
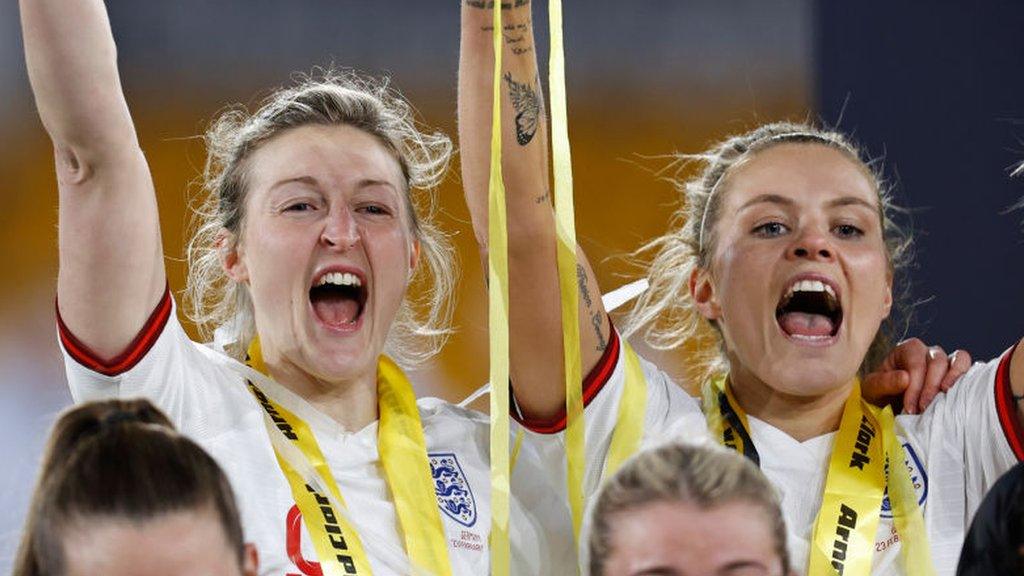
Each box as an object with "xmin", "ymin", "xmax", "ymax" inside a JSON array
[{"xmin": 862, "ymin": 338, "xmax": 972, "ymax": 414}]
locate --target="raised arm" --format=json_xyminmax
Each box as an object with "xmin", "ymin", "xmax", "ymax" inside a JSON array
[
  {"xmin": 21, "ymin": 0, "xmax": 165, "ymax": 360},
  {"xmin": 459, "ymin": 1, "xmax": 609, "ymax": 420}
]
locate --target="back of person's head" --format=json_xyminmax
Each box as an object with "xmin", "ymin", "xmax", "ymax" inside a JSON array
[
  {"xmin": 587, "ymin": 442, "xmax": 791, "ymax": 576},
  {"xmin": 957, "ymin": 462, "xmax": 1024, "ymax": 576},
  {"xmin": 13, "ymin": 399, "xmax": 253, "ymax": 576}
]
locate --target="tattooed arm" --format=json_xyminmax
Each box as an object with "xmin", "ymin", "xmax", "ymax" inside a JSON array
[{"xmin": 459, "ymin": 0, "xmax": 610, "ymax": 420}]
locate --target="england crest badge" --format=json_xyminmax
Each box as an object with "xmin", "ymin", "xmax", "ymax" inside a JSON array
[
  {"xmin": 880, "ymin": 441, "xmax": 928, "ymax": 518},
  {"xmin": 429, "ymin": 452, "xmax": 477, "ymax": 527}
]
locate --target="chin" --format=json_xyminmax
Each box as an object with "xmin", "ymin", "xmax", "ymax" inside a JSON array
[
  {"xmin": 301, "ymin": 339, "xmax": 375, "ymax": 381},
  {"xmin": 768, "ymin": 361, "xmax": 854, "ymax": 399}
]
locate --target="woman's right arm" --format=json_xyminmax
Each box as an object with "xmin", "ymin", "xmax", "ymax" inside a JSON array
[{"xmin": 21, "ymin": 0, "xmax": 165, "ymax": 360}]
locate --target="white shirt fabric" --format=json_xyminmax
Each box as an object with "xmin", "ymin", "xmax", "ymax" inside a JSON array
[
  {"xmin": 59, "ymin": 295, "xmax": 575, "ymax": 576},
  {"xmin": 759, "ymin": 350, "xmax": 1019, "ymax": 575},
  {"xmin": 518, "ymin": 328, "xmax": 1020, "ymax": 576}
]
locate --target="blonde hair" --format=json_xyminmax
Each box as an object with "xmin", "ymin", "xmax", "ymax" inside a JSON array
[
  {"xmin": 622, "ymin": 121, "xmax": 911, "ymax": 379},
  {"xmin": 185, "ymin": 70, "xmax": 457, "ymax": 366},
  {"xmin": 587, "ymin": 443, "xmax": 789, "ymax": 576}
]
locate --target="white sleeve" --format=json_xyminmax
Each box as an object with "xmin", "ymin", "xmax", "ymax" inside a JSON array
[
  {"xmin": 918, "ymin": 345, "xmax": 1022, "ymax": 500},
  {"xmin": 514, "ymin": 327, "xmax": 706, "ymax": 498},
  {"xmin": 57, "ymin": 289, "xmax": 246, "ymax": 439}
]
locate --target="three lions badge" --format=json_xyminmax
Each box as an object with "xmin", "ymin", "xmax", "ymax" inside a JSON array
[{"xmin": 429, "ymin": 453, "xmax": 477, "ymax": 527}]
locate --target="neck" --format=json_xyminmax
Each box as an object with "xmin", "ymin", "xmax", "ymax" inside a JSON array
[
  {"xmin": 265, "ymin": 358, "xmax": 379, "ymax": 432},
  {"xmin": 726, "ymin": 363, "xmax": 852, "ymax": 443}
]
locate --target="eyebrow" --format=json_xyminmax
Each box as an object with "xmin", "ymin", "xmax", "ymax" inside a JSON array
[
  {"xmin": 268, "ymin": 176, "xmax": 399, "ymax": 193},
  {"xmin": 738, "ymin": 193, "xmax": 878, "ymax": 212},
  {"xmin": 269, "ymin": 175, "xmax": 319, "ymax": 191}
]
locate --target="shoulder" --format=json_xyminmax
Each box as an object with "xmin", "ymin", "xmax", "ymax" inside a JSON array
[{"xmin": 418, "ymin": 396, "xmax": 490, "ymax": 428}]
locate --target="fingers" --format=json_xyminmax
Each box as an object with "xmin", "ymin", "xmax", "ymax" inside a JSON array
[
  {"xmin": 893, "ymin": 338, "xmax": 928, "ymax": 415},
  {"xmin": 861, "ymin": 370, "xmax": 910, "ymax": 410},
  {"xmin": 939, "ymin": 349, "xmax": 972, "ymax": 392},
  {"xmin": 916, "ymin": 346, "xmax": 949, "ymax": 413}
]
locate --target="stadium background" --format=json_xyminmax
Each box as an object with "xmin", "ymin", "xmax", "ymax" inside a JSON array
[{"xmin": 1, "ymin": 1, "xmax": 1021, "ymax": 568}]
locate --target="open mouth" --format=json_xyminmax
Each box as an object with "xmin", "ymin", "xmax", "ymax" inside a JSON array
[
  {"xmin": 309, "ymin": 271, "xmax": 367, "ymax": 329},
  {"xmin": 775, "ymin": 278, "xmax": 843, "ymax": 340}
]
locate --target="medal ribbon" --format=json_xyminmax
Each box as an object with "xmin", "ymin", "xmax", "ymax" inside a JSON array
[
  {"xmin": 246, "ymin": 338, "xmax": 453, "ymax": 576},
  {"xmin": 705, "ymin": 375, "xmax": 934, "ymax": 575}
]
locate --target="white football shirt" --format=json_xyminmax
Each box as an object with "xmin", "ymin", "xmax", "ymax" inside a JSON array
[
  {"xmin": 516, "ymin": 328, "xmax": 1021, "ymax": 576},
  {"xmin": 59, "ymin": 291, "xmax": 576, "ymax": 576}
]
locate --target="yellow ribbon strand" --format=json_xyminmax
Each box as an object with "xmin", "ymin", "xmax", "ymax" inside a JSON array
[
  {"xmin": 246, "ymin": 338, "xmax": 453, "ymax": 576},
  {"xmin": 808, "ymin": 383, "xmax": 884, "ymax": 576},
  {"xmin": 880, "ymin": 408, "xmax": 936, "ymax": 576},
  {"xmin": 547, "ymin": 0, "xmax": 586, "ymax": 545},
  {"xmin": 246, "ymin": 338, "xmax": 372, "ymax": 576},
  {"xmin": 707, "ymin": 377, "xmax": 933, "ymax": 575},
  {"xmin": 602, "ymin": 340, "xmax": 648, "ymax": 479},
  {"xmin": 487, "ymin": 1, "xmax": 512, "ymax": 574},
  {"xmin": 377, "ymin": 356, "xmax": 455, "ymax": 575}
]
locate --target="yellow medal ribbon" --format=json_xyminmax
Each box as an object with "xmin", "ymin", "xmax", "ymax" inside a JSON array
[
  {"xmin": 245, "ymin": 338, "xmax": 453, "ymax": 576},
  {"xmin": 809, "ymin": 381, "xmax": 885, "ymax": 576},
  {"xmin": 705, "ymin": 375, "xmax": 934, "ymax": 575},
  {"xmin": 487, "ymin": 1, "xmax": 512, "ymax": 574}
]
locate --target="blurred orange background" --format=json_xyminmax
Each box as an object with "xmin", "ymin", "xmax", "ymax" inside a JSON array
[{"xmin": 0, "ymin": 1, "xmax": 810, "ymax": 567}]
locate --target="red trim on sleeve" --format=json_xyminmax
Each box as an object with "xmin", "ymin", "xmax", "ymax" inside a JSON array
[
  {"xmin": 56, "ymin": 287, "xmax": 173, "ymax": 377},
  {"xmin": 512, "ymin": 324, "xmax": 622, "ymax": 434},
  {"xmin": 994, "ymin": 342, "xmax": 1024, "ymax": 461}
]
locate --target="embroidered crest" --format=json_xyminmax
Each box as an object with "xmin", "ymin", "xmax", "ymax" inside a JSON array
[
  {"xmin": 429, "ymin": 452, "xmax": 477, "ymax": 527},
  {"xmin": 880, "ymin": 441, "xmax": 928, "ymax": 519}
]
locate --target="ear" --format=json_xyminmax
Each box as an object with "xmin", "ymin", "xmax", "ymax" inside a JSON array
[
  {"xmin": 881, "ymin": 271, "xmax": 893, "ymax": 319},
  {"xmin": 690, "ymin": 266, "xmax": 721, "ymax": 320},
  {"xmin": 241, "ymin": 543, "xmax": 259, "ymax": 576},
  {"xmin": 408, "ymin": 238, "xmax": 421, "ymax": 275},
  {"xmin": 218, "ymin": 229, "xmax": 248, "ymax": 283}
]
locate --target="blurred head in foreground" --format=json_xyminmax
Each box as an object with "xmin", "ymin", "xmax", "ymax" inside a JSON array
[
  {"xmin": 956, "ymin": 461, "xmax": 1024, "ymax": 576},
  {"xmin": 587, "ymin": 442, "xmax": 792, "ymax": 576},
  {"xmin": 14, "ymin": 399, "xmax": 257, "ymax": 576}
]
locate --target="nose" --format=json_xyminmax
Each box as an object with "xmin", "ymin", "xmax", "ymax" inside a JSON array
[
  {"xmin": 786, "ymin": 226, "xmax": 835, "ymax": 262},
  {"xmin": 320, "ymin": 205, "xmax": 360, "ymax": 251}
]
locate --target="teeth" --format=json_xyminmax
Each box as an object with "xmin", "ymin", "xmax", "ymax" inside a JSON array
[
  {"xmin": 316, "ymin": 272, "xmax": 362, "ymax": 287},
  {"xmin": 785, "ymin": 279, "xmax": 836, "ymax": 299}
]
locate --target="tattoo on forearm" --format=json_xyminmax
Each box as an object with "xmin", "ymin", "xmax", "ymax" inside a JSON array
[
  {"xmin": 577, "ymin": 264, "xmax": 593, "ymax": 309},
  {"xmin": 576, "ymin": 265, "xmax": 607, "ymax": 351},
  {"xmin": 466, "ymin": 0, "xmax": 530, "ymax": 9},
  {"xmin": 591, "ymin": 312, "xmax": 608, "ymax": 352},
  {"xmin": 504, "ymin": 73, "xmax": 540, "ymax": 145},
  {"xmin": 534, "ymin": 189, "xmax": 550, "ymax": 204},
  {"xmin": 479, "ymin": 20, "xmax": 534, "ymax": 56}
]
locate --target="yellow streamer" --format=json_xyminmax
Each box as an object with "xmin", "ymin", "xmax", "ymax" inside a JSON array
[
  {"xmin": 881, "ymin": 408, "xmax": 936, "ymax": 576},
  {"xmin": 601, "ymin": 341, "xmax": 648, "ymax": 478},
  {"xmin": 487, "ymin": 1, "xmax": 512, "ymax": 574},
  {"xmin": 246, "ymin": 338, "xmax": 453, "ymax": 576},
  {"xmin": 378, "ymin": 357, "xmax": 456, "ymax": 573},
  {"xmin": 706, "ymin": 376, "xmax": 934, "ymax": 575},
  {"xmin": 547, "ymin": 0, "xmax": 586, "ymax": 545}
]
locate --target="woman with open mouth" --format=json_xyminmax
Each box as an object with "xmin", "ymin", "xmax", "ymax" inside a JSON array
[
  {"xmin": 458, "ymin": 2, "xmax": 1021, "ymax": 575},
  {"xmin": 21, "ymin": 0, "xmax": 575, "ymax": 574}
]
